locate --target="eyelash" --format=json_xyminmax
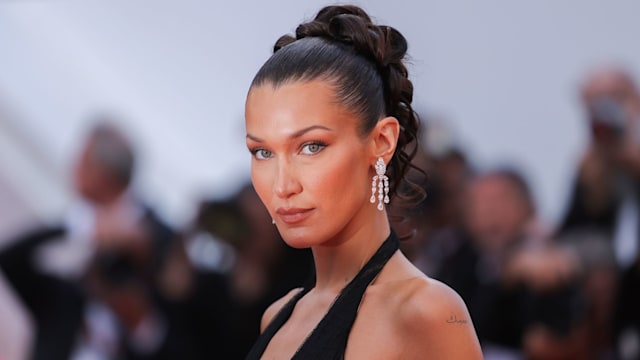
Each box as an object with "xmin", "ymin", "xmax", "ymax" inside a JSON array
[
  {"xmin": 250, "ymin": 148, "xmax": 273, "ymax": 160},
  {"xmin": 249, "ymin": 141, "xmax": 327, "ymax": 160},
  {"xmin": 300, "ymin": 141, "xmax": 327, "ymax": 155}
]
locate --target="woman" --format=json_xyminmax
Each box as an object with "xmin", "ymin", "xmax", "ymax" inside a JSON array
[{"xmin": 244, "ymin": 5, "xmax": 482, "ymax": 359}]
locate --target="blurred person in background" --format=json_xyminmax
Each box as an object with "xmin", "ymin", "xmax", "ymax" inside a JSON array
[
  {"xmin": 558, "ymin": 66, "xmax": 640, "ymax": 360},
  {"xmin": 190, "ymin": 183, "xmax": 313, "ymax": 359},
  {"xmin": 393, "ymin": 117, "xmax": 474, "ymax": 277},
  {"xmin": 555, "ymin": 229, "xmax": 619, "ymax": 359},
  {"xmin": 437, "ymin": 168, "xmax": 587, "ymax": 359},
  {"xmin": 0, "ymin": 119, "xmax": 180, "ymax": 359},
  {"xmin": 615, "ymin": 255, "xmax": 640, "ymax": 360},
  {"xmin": 560, "ymin": 66, "xmax": 640, "ymax": 266},
  {"xmin": 0, "ymin": 269, "xmax": 32, "ymax": 360}
]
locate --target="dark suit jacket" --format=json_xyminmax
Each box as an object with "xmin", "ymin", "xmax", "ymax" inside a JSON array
[
  {"xmin": 0, "ymin": 225, "xmax": 84, "ymax": 360},
  {"xmin": 0, "ymin": 205, "xmax": 178, "ymax": 360}
]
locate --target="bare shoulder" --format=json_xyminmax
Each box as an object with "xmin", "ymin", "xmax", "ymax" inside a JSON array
[
  {"xmin": 391, "ymin": 276, "xmax": 483, "ymax": 359},
  {"xmin": 399, "ymin": 276, "xmax": 469, "ymax": 321},
  {"xmin": 260, "ymin": 287, "xmax": 304, "ymax": 333}
]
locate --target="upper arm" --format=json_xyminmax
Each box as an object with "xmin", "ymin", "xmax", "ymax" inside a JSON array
[
  {"xmin": 260, "ymin": 287, "xmax": 303, "ymax": 333},
  {"xmin": 400, "ymin": 279, "xmax": 483, "ymax": 359}
]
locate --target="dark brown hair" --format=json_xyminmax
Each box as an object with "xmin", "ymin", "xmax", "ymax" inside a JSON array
[{"xmin": 250, "ymin": 5, "xmax": 423, "ymax": 202}]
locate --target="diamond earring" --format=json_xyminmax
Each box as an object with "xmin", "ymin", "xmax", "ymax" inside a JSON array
[{"xmin": 370, "ymin": 157, "xmax": 389, "ymax": 211}]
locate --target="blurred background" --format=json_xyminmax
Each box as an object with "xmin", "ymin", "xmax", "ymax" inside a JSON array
[{"xmin": 1, "ymin": 1, "xmax": 639, "ymax": 359}]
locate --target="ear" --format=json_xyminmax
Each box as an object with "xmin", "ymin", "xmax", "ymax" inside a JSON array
[{"xmin": 370, "ymin": 116, "xmax": 400, "ymax": 165}]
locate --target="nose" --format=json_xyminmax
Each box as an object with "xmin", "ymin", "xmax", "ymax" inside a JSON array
[{"xmin": 273, "ymin": 158, "xmax": 302, "ymax": 199}]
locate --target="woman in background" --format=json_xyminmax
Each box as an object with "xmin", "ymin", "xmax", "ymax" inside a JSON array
[{"xmin": 244, "ymin": 5, "xmax": 482, "ymax": 359}]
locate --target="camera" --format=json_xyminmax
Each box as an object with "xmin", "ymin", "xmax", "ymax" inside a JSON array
[{"xmin": 588, "ymin": 96, "xmax": 626, "ymax": 143}]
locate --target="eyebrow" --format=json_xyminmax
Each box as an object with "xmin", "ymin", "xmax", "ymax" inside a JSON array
[{"xmin": 246, "ymin": 125, "xmax": 333, "ymax": 142}]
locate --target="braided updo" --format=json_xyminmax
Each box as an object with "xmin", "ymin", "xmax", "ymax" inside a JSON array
[{"xmin": 251, "ymin": 5, "xmax": 422, "ymax": 202}]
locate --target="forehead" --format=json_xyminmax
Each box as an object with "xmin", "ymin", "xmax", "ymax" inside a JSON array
[
  {"xmin": 582, "ymin": 71, "xmax": 634, "ymax": 100},
  {"xmin": 470, "ymin": 175, "xmax": 527, "ymax": 205},
  {"xmin": 245, "ymin": 79, "xmax": 357, "ymax": 132}
]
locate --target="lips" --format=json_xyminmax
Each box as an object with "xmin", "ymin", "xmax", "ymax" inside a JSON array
[{"xmin": 276, "ymin": 207, "xmax": 314, "ymax": 225}]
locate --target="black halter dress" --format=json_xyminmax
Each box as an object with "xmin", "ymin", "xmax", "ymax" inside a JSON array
[{"xmin": 245, "ymin": 231, "xmax": 400, "ymax": 360}]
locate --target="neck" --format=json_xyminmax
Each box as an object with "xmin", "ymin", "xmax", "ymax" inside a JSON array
[{"xmin": 310, "ymin": 210, "xmax": 391, "ymax": 294}]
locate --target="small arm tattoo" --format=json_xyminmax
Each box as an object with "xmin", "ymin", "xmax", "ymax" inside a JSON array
[{"xmin": 446, "ymin": 314, "xmax": 469, "ymax": 325}]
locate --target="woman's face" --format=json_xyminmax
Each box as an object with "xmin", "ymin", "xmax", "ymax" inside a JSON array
[{"xmin": 245, "ymin": 80, "xmax": 374, "ymax": 248}]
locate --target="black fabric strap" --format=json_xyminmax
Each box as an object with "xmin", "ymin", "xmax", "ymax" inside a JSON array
[{"xmin": 245, "ymin": 231, "xmax": 400, "ymax": 359}]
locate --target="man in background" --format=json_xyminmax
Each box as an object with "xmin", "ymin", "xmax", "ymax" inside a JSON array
[
  {"xmin": 0, "ymin": 120, "xmax": 177, "ymax": 359},
  {"xmin": 559, "ymin": 66, "xmax": 640, "ymax": 360}
]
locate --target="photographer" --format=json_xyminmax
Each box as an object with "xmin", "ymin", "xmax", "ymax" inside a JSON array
[
  {"xmin": 559, "ymin": 66, "xmax": 640, "ymax": 359},
  {"xmin": 560, "ymin": 66, "xmax": 640, "ymax": 265}
]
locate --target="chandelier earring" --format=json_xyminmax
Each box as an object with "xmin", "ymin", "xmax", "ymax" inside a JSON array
[{"xmin": 370, "ymin": 157, "xmax": 389, "ymax": 211}]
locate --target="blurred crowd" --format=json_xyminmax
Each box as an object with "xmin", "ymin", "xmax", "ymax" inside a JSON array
[
  {"xmin": 396, "ymin": 66, "xmax": 640, "ymax": 360},
  {"xmin": 0, "ymin": 121, "xmax": 313, "ymax": 360},
  {"xmin": 0, "ymin": 65, "xmax": 639, "ymax": 360}
]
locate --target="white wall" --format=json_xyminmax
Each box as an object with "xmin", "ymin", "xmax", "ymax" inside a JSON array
[{"xmin": 0, "ymin": 0, "xmax": 639, "ymax": 228}]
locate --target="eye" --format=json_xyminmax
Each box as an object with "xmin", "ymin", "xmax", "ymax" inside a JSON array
[
  {"xmin": 251, "ymin": 148, "xmax": 273, "ymax": 160},
  {"xmin": 301, "ymin": 142, "xmax": 326, "ymax": 155}
]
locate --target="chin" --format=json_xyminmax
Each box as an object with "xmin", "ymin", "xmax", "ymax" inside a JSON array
[{"xmin": 278, "ymin": 227, "xmax": 322, "ymax": 249}]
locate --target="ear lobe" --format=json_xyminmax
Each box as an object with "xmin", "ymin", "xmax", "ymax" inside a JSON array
[{"xmin": 372, "ymin": 116, "xmax": 400, "ymax": 163}]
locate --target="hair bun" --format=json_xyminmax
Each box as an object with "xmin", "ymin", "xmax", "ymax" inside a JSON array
[
  {"xmin": 314, "ymin": 5, "xmax": 372, "ymax": 24},
  {"xmin": 327, "ymin": 14, "xmax": 379, "ymax": 62},
  {"xmin": 284, "ymin": 6, "xmax": 408, "ymax": 83},
  {"xmin": 274, "ymin": 35, "xmax": 296, "ymax": 52}
]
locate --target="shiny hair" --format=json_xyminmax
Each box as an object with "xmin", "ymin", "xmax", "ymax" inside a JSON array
[{"xmin": 250, "ymin": 5, "xmax": 423, "ymax": 201}]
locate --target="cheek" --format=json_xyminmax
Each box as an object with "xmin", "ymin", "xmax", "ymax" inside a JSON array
[
  {"xmin": 250, "ymin": 164, "xmax": 273, "ymax": 211},
  {"xmin": 307, "ymin": 153, "xmax": 369, "ymax": 207}
]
